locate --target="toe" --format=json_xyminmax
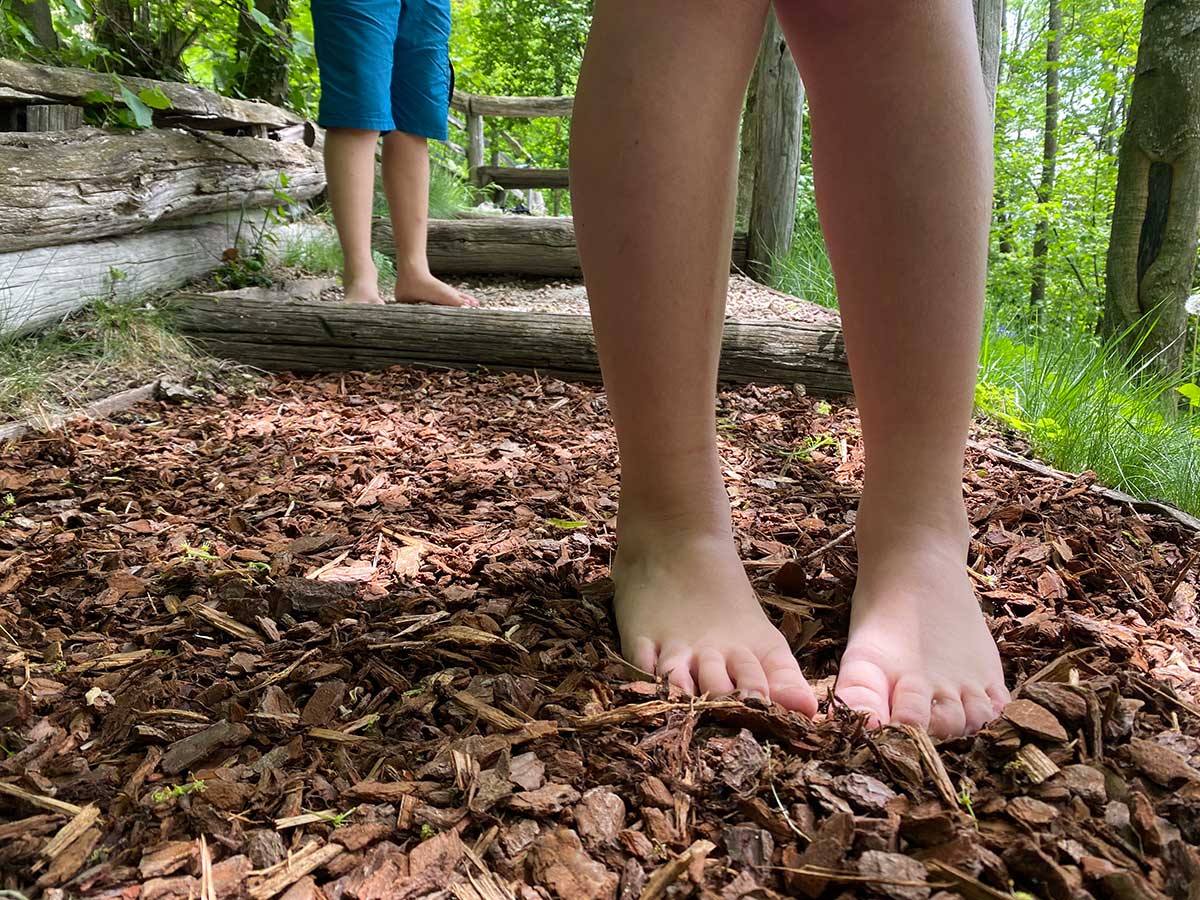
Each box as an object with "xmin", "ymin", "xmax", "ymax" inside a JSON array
[
  {"xmin": 929, "ymin": 692, "xmax": 967, "ymax": 740},
  {"xmin": 760, "ymin": 644, "xmax": 818, "ymax": 716},
  {"xmin": 697, "ymin": 647, "xmax": 735, "ymax": 697},
  {"xmin": 889, "ymin": 676, "xmax": 934, "ymax": 730},
  {"xmin": 727, "ymin": 648, "xmax": 770, "ymax": 702},
  {"xmin": 658, "ymin": 648, "xmax": 696, "ymax": 695},
  {"xmin": 627, "ymin": 636, "xmax": 658, "ymax": 677},
  {"xmin": 834, "ymin": 656, "xmax": 892, "ymax": 728},
  {"xmin": 986, "ymin": 683, "xmax": 1012, "ymax": 717},
  {"xmin": 963, "ymin": 687, "xmax": 997, "ymax": 733}
]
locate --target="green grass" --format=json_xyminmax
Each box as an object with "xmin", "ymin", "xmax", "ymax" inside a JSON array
[
  {"xmin": 771, "ymin": 214, "xmax": 838, "ymax": 309},
  {"xmin": 772, "ymin": 222, "xmax": 1199, "ymax": 515},
  {"xmin": 977, "ymin": 317, "xmax": 1200, "ymax": 515},
  {"xmin": 0, "ymin": 298, "xmax": 210, "ymax": 423}
]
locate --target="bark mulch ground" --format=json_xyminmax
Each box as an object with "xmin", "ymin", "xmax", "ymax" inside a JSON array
[{"xmin": 2, "ymin": 367, "xmax": 1199, "ymax": 900}]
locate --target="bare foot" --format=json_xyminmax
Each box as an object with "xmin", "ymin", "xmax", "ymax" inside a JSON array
[
  {"xmin": 614, "ymin": 514, "xmax": 819, "ymax": 716},
  {"xmin": 344, "ymin": 276, "xmax": 385, "ymax": 306},
  {"xmin": 835, "ymin": 494, "xmax": 1010, "ymax": 738},
  {"xmin": 394, "ymin": 270, "xmax": 480, "ymax": 308}
]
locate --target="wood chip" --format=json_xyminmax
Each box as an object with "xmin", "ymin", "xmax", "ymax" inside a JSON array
[
  {"xmin": 0, "ymin": 782, "xmax": 83, "ymax": 816},
  {"xmin": 1002, "ymin": 699, "xmax": 1069, "ymax": 742},
  {"xmin": 640, "ymin": 839, "xmax": 715, "ymax": 900},
  {"xmin": 247, "ymin": 843, "xmax": 344, "ymax": 900}
]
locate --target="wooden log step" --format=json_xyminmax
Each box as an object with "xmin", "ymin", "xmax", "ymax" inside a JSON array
[
  {"xmin": 0, "ymin": 58, "xmax": 300, "ymax": 131},
  {"xmin": 0, "ymin": 127, "xmax": 324, "ymax": 252},
  {"xmin": 375, "ymin": 217, "xmax": 750, "ymax": 277},
  {"xmin": 168, "ymin": 294, "xmax": 852, "ymax": 394},
  {"xmin": 471, "ymin": 166, "xmax": 570, "ymax": 190}
]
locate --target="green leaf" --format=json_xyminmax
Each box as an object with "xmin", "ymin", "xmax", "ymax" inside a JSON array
[
  {"xmin": 546, "ymin": 518, "xmax": 587, "ymax": 530},
  {"xmin": 137, "ymin": 86, "xmax": 173, "ymax": 110},
  {"xmin": 116, "ymin": 82, "xmax": 154, "ymax": 128},
  {"xmin": 249, "ymin": 5, "xmax": 277, "ymax": 33},
  {"xmin": 1176, "ymin": 383, "xmax": 1200, "ymax": 407},
  {"xmin": 81, "ymin": 89, "xmax": 114, "ymax": 105}
]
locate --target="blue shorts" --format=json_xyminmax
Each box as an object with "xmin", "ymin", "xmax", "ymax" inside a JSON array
[{"xmin": 311, "ymin": 0, "xmax": 452, "ymax": 140}]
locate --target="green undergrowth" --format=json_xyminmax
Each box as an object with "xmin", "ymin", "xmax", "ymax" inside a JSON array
[{"xmin": 0, "ymin": 298, "xmax": 220, "ymax": 425}]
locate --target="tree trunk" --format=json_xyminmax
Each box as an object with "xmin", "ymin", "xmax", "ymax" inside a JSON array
[
  {"xmin": 11, "ymin": 0, "xmax": 59, "ymax": 51},
  {"xmin": 972, "ymin": 0, "xmax": 1004, "ymax": 123},
  {"xmin": 235, "ymin": 0, "xmax": 292, "ymax": 107},
  {"xmin": 1102, "ymin": 0, "xmax": 1200, "ymax": 377},
  {"xmin": 747, "ymin": 7, "xmax": 804, "ymax": 283},
  {"xmin": 1029, "ymin": 0, "xmax": 1061, "ymax": 308}
]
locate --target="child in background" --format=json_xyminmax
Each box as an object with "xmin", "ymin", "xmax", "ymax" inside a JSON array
[
  {"xmin": 570, "ymin": 0, "xmax": 1011, "ymax": 738},
  {"xmin": 312, "ymin": 0, "xmax": 477, "ymax": 307}
]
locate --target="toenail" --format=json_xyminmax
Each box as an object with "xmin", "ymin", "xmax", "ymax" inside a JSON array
[{"xmin": 741, "ymin": 691, "xmax": 768, "ymax": 704}]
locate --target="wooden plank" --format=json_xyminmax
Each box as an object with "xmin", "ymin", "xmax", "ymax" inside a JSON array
[
  {"xmin": 374, "ymin": 216, "xmax": 748, "ymax": 277},
  {"xmin": 21, "ymin": 104, "xmax": 83, "ymax": 132},
  {"xmin": 168, "ymin": 294, "xmax": 852, "ymax": 394},
  {"xmin": 472, "ymin": 165, "xmax": 569, "ymax": 190},
  {"xmin": 0, "ymin": 127, "xmax": 324, "ymax": 252},
  {"xmin": 0, "ymin": 58, "xmax": 300, "ymax": 130},
  {"xmin": 451, "ymin": 91, "xmax": 573, "ymax": 119}
]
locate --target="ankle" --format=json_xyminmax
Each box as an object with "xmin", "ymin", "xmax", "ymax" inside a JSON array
[{"xmin": 393, "ymin": 258, "xmax": 433, "ymax": 284}]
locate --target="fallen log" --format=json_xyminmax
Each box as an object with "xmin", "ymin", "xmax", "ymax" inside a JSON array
[
  {"xmin": 0, "ymin": 211, "xmax": 276, "ymax": 334},
  {"xmin": 168, "ymin": 294, "xmax": 852, "ymax": 393},
  {"xmin": 375, "ymin": 217, "xmax": 750, "ymax": 277},
  {"xmin": 472, "ymin": 166, "xmax": 570, "ymax": 190},
  {"xmin": 0, "ymin": 58, "xmax": 300, "ymax": 131},
  {"xmin": 0, "ymin": 127, "xmax": 324, "ymax": 252}
]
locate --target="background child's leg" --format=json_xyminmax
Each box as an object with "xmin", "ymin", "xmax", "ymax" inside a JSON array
[
  {"xmin": 382, "ymin": 131, "xmax": 478, "ymax": 307},
  {"xmin": 775, "ymin": 0, "xmax": 1009, "ymax": 736},
  {"xmin": 571, "ymin": 0, "xmax": 816, "ymax": 714},
  {"xmin": 325, "ymin": 129, "xmax": 384, "ymax": 305}
]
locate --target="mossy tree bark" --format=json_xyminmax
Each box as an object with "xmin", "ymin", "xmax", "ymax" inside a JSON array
[{"xmin": 1102, "ymin": 0, "xmax": 1200, "ymax": 377}]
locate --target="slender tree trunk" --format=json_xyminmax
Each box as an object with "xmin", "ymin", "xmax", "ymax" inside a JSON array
[
  {"xmin": 235, "ymin": 0, "xmax": 292, "ymax": 107},
  {"xmin": 972, "ymin": 0, "xmax": 1004, "ymax": 124},
  {"xmin": 12, "ymin": 0, "xmax": 59, "ymax": 51},
  {"xmin": 1102, "ymin": 0, "xmax": 1200, "ymax": 377},
  {"xmin": 746, "ymin": 6, "xmax": 803, "ymax": 282},
  {"xmin": 1029, "ymin": 0, "xmax": 1061, "ymax": 308}
]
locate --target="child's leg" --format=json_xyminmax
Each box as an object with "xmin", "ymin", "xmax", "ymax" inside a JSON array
[
  {"xmin": 324, "ymin": 129, "xmax": 384, "ymax": 304},
  {"xmin": 382, "ymin": 131, "xmax": 478, "ymax": 307},
  {"xmin": 775, "ymin": 0, "xmax": 1009, "ymax": 736},
  {"xmin": 571, "ymin": 0, "xmax": 817, "ymax": 714}
]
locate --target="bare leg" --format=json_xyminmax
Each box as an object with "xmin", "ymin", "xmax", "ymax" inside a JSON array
[
  {"xmin": 381, "ymin": 130, "xmax": 478, "ymax": 307},
  {"xmin": 571, "ymin": 0, "xmax": 817, "ymax": 714},
  {"xmin": 324, "ymin": 128, "xmax": 385, "ymax": 305},
  {"xmin": 776, "ymin": 0, "xmax": 1010, "ymax": 736}
]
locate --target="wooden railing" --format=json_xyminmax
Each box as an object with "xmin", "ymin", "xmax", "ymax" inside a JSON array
[{"xmin": 449, "ymin": 90, "xmax": 571, "ymax": 191}]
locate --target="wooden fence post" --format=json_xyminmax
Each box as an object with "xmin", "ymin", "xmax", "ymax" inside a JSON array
[
  {"xmin": 466, "ymin": 101, "xmax": 486, "ymax": 201},
  {"xmin": 746, "ymin": 6, "xmax": 803, "ymax": 284}
]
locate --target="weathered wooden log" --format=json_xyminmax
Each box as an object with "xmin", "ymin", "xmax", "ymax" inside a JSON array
[
  {"xmin": 0, "ymin": 127, "xmax": 324, "ymax": 253},
  {"xmin": 472, "ymin": 165, "xmax": 570, "ymax": 190},
  {"xmin": 451, "ymin": 91, "xmax": 573, "ymax": 119},
  {"xmin": 0, "ymin": 58, "xmax": 300, "ymax": 130},
  {"xmin": 168, "ymin": 294, "xmax": 851, "ymax": 393},
  {"xmin": 374, "ymin": 217, "xmax": 750, "ymax": 277},
  {"xmin": 0, "ymin": 211, "xmax": 277, "ymax": 334}
]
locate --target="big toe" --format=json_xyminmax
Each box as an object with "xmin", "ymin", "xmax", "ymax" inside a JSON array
[
  {"xmin": 760, "ymin": 644, "xmax": 818, "ymax": 716},
  {"xmin": 834, "ymin": 655, "xmax": 891, "ymax": 728}
]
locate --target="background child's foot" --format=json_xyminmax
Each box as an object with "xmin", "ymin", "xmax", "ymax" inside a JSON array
[
  {"xmin": 344, "ymin": 275, "xmax": 385, "ymax": 305},
  {"xmin": 834, "ymin": 494, "xmax": 1010, "ymax": 738},
  {"xmin": 614, "ymin": 518, "xmax": 818, "ymax": 716},
  {"xmin": 394, "ymin": 270, "xmax": 480, "ymax": 308}
]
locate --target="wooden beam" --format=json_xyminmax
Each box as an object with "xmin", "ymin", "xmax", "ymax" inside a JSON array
[
  {"xmin": 451, "ymin": 91, "xmax": 573, "ymax": 119},
  {"xmin": 0, "ymin": 127, "xmax": 324, "ymax": 252},
  {"xmin": 168, "ymin": 294, "xmax": 852, "ymax": 393},
  {"xmin": 372, "ymin": 217, "xmax": 750, "ymax": 277},
  {"xmin": 746, "ymin": 10, "xmax": 803, "ymax": 283},
  {"xmin": 0, "ymin": 58, "xmax": 301, "ymax": 130},
  {"xmin": 471, "ymin": 166, "xmax": 569, "ymax": 190}
]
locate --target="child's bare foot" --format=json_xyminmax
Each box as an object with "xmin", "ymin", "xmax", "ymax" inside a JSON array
[
  {"xmin": 394, "ymin": 269, "xmax": 480, "ymax": 308},
  {"xmin": 613, "ymin": 511, "xmax": 819, "ymax": 716},
  {"xmin": 344, "ymin": 275, "xmax": 385, "ymax": 305},
  {"xmin": 835, "ymin": 493, "xmax": 1010, "ymax": 738}
]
